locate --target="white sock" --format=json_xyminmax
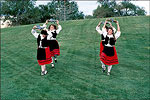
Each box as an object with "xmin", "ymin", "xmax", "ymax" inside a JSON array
[
  {"xmin": 101, "ymin": 61, "xmax": 106, "ymax": 70},
  {"xmin": 41, "ymin": 65, "xmax": 46, "ymax": 72},
  {"xmin": 108, "ymin": 65, "xmax": 112, "ymax": 73},
  {"xmin": 51, "ymin": 57, "xmax": 54, "ymax": 63}
]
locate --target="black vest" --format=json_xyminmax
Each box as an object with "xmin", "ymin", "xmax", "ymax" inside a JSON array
[
  {"xmin": 37, "ymin": 35, "xmax": 48, "ymax": 47},
  {"xmin": 101, "ymin": 34, "xmax": 105, "ymax": 40},
  {"xmin": 105, "ymin": 35, "xmax": 116, "ymax": 46},
  {"xmin": 51, "ymin": 31, "xmax": 57, "ymax": 38},
  {"xmin": 101, "ymin": 34, "xmax": 105, "ymax": 45}
]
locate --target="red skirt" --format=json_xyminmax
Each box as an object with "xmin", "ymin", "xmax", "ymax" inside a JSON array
[
  {"xmin": 99, "ymin": 41, "xmax": 104, "ymax": 56},
  {"xmin": 100, "ymin": 46, "xmax": 119, "ymax": 65},
  {"xmin": 51, "ymin": 49, "xmax": 60, "ymax": 57},
  {"xmin": 48, "ymin": 40, "xmax": 60, "ymax": 57},
  {"xmin": 38, "ymin": 47, "xmax": 52, "ymax": 65}
]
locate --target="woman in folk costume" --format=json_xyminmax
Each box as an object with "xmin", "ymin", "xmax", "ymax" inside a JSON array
[
  {"xmin": 31, "ymin": 26, "xmax": 52, "ymax": 76},
  {"xmin": 47, "ymin": 20, "xmax": 62, "ymax": 68},
  {"xmin": 99, "ymin": 20, "xmax": 121, "ymax": 76},
  {"xmin": 96, "ymin": 21, "xmax": 116, "ymax": 73}
]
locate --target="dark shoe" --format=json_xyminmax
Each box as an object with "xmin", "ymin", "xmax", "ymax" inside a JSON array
[
  {"xmin": 41, "ymin": 71, "xmax": 45, "ymax": 76},
  {"xmin": 55, "ymin": 59, "xmax": 57, "ymax": 63},
  {"xmin": 102, "ymin": 68, "xmax": 106, "ymax": 73}
]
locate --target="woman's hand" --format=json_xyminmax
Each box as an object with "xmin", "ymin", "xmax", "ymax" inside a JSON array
[
  {"xmin": 114, "ymin": 20, "xmax": 119, "ymax": 24},
  {"xmin": 98, "ymin": 21, "xmax": 102, "ymax": 27},
  {"xmin": 56, "ymin": 20, "xmax": 59, "ymax": 25},
  {"xmin": 105, "ymin": 19, "xmax": 108, "ymax": 23},
  {"xmin": 116, "ymin": 21, "xmax": 119, "ymax": 25},
  {"xmin": 104, "ymin": 20, "xmax": 108, "ymax": 25},
  {"xmin": 102, "ymin": 20, "xmax": 107, "ymax": 29},
  {"xmin": 46, "ymin": 20, "xmax": 49, "ymax": 24},
  {"xmin": 33, "ymin": 25, "xmax": 37, "ymax": 29}
]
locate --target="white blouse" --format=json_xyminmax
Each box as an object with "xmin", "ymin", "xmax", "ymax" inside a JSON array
[
  {"xmin": 96, "ymin": 26, "xmax": 121, "ymax": 47},
  {"xmin": 47, "ymin": 25, "xmax": 62, "ymax": 40},
  {"xmin": 102, "ymin": 28, "xmax": 121, "ymax": 40}
]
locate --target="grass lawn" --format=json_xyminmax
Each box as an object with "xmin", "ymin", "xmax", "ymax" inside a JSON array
[{"xmin": 1, "ymin": 16, "xmax": 150, "ymax": 100}]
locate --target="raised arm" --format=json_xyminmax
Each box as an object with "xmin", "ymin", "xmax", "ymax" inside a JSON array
[
  {"xmin": 31, "ymin": 26, "xmax": 39, "ymax": 38},
  {"xmin": 115, "ymin": 21, "xmax": 121, "ymax": 39},
  {"xmin": 56, "ymin": 20, "xmax": 62, "ymax": 34},
  {"xmin": 116, "ymin": 21, "xmax": 120, "ymax": 32},
  {"xmin": 102, "ymin": 20, "xmax": 107, "ymax": 30},
  {"xmin": 42, "ymin": 20, "xmax": 49, "ymax": 29},
  {"xmin": 96, "ymin": 21, "xmax": 103, "ymax": 34}
]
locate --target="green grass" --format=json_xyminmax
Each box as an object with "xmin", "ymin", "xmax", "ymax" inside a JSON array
[{"xmin": 1, "ymin": 16, "xmax": 150, "ymax": 100}]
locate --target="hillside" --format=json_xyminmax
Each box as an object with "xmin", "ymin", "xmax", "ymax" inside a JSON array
[{"xmin": 1, "ymin": 16, "xmax": 150, "ymax": 100}]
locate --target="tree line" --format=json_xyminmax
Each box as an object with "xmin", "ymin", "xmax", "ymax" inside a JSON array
[
  {"xmin": 1, "ymin": 0, "xmax": 84, "ymax": 25},
  {"xmin": 1, "ymin": 0, "xmax": 146, "ymax": 25},
  {"xmin": 86, "ymin": 0, "xmax": 146, "ymax": 19}
]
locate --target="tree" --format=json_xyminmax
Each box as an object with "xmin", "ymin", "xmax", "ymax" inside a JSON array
[
  {"xmin": 97, "ymin": 0, "xmax": 116, "ymax": 8},
  {"xmin": 93, "ymin": 3, "xmax": 115, "ymax": 18},
  {"xmin": 85, "ymin": 15, "xmax": 94, "ymax": 19},
  {"xmin": 38, "ymin": 4, "xmax": 56, "ymax": 22},
  {"xmin": 1, "ymin": 0, "xmax": 36, "ymax": 16},
  {"xmin": 113, "ymin": 4, "xmax": 124, "ymax": 16},
  {"xmin": 1, "ymin": 0, "xmax": 84, "ymax": 25},
  {"xmin": 120, "ymin": 1, "xmax": 146, "ymax": 16},
  {"xmin": 135, "ymin": 7, "xmax": 146, "ymax": 16},
  {"xmin": 93, "ymin": 0, "xmax": 116, "ymax": 18},
  {"xmin": 66, "ymin": 1, "xmax": 84, "ymax": 20},
  {"xmin": 94, "ymin": 0, "xmax": 146, "ymax": 18},
  {"xmin": 1, "ymin": 0, "xmax": 38, "ymax": 25},
  {"xmin": 48, "ymin": 0, "xmax": 84, "ymax": 21}
]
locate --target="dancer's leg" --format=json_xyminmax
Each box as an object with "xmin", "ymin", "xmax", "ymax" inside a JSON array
[
  {"xmin": 101, "ymin": 61, "xmax": 106, "ymax": 72},
  {"xmin": 107, "ymin": 65, "xmax": 112, "ymax": 75}
]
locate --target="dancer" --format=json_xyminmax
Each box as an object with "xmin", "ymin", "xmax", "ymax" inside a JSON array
[
  {"xmin": 31, "ymin": 26, "xmax": 52, "ymax": 75},
  {"xmin": 47, "ymin": 20, "xmax": 62, "ymax": 68},
  {"xmin": 100, "ymin": 20, "xmax": 121, "ymax": 75},
  {"xmin": 96, "ymin": 20, "xmax": 116, "ymax": 73}
]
